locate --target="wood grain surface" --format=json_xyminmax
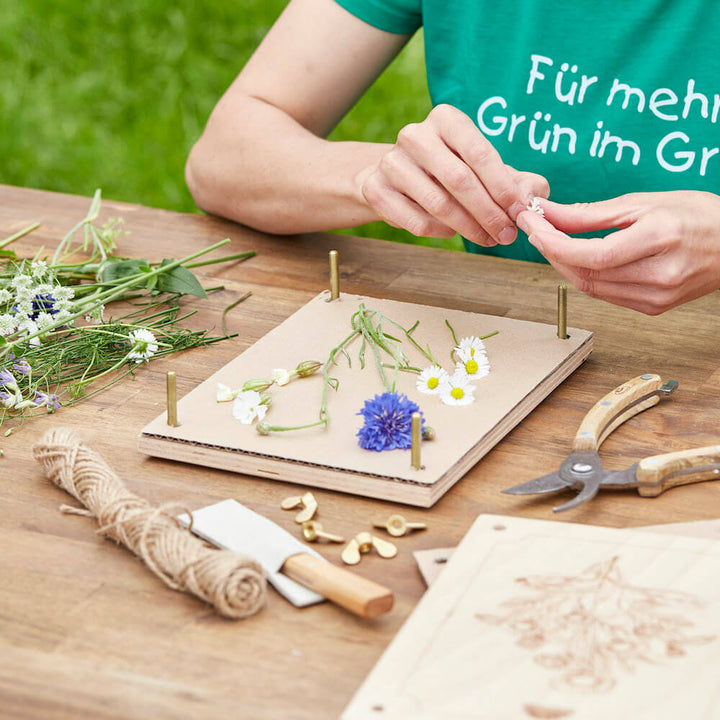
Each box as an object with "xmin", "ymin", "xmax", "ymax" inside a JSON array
[{"xmin": 1, "ymin": 184, "xmax": 719, "ymax": 720}]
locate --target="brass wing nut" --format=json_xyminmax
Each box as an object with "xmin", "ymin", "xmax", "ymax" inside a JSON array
[
  {"xmin": 342, "ymin": 532, "xmax": 397, "ymax": 565},
  {"xmin": 373, "ymin": 514, "xmax": 427, "ymax": 537},
  {"xmin": 280, "ymin": 492, "xmax": 318, "ymax": 523}
]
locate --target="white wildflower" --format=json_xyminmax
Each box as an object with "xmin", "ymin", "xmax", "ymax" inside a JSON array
[
  {"xmin": 11, "ymin": 274, "xmax": 32, "ymax": 290},
  {"xmin": 454, "ymin": 347, "xmax": 490, "ymax": 381},
  {"xmin": 416, "ymin": 365, "xmax": 449, "ymax": 395},
  {"xmin": 232, "ymin": 390, "xmax": 268, "ymax": 424},
  {"xmin": 0, "ymin": 289, "xmax": 11, "ymax": 304},
  {"xmin": 271, "ymin": 368, "xmax": 291, "ymax": 386},
  {"xmin": 439, "ymin": 373, "xmax": 476, "ymax": 407},
  {"xmin": 53, "ymin": 286, "xmax": 75, "ymax": 302},
  {"xmin": 0, "ymin": 314, "xmax": 17, "ymax": 336},
  {"xmin": 30, "ymin": 260, "xmax": 48, "ymax": 278},
  {"xmin": 527, "ymin": 196, "xmax": 545, "ymax": 217},
  {"xmin": 127, "ymin": 328, "xmax": 158, "ymax": 363},
  {"xmin": 35, "ymin": 312, "xmax": 57, "ymax": 332},
  {"xmin": 14, "ymin": 300, "xmax": 33, "ymax": 318},
  {"xmin": 216, "ymin": 382, "xmax": 238, "ymax": 402}
]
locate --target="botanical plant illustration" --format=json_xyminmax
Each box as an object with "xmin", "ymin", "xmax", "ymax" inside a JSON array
[{"xmin": 475, "ymin": 556, "xmax": 715, "ymax": 693}]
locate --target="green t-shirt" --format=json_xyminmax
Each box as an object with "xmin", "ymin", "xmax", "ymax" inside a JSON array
[{"xmin": 334, "ymin": 0, "xmax": 720, "ymax": 262}]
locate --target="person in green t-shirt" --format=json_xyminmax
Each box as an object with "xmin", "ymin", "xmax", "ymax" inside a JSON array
[{"xmin": 186, "ymin": 0, "xmax": 720, "ymax": 315}]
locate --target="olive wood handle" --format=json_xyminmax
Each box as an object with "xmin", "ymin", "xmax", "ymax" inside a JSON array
[
  {"xmin": 282, "ymin": 553, "xmax": 394, "ymax": 618},
  {"xmin": 573, "ymin": 374, "xmax": 663, "ymax": 452},
  {"xmin": 636, "ymin": 445, "xmax": 720, "ymax": 497}
]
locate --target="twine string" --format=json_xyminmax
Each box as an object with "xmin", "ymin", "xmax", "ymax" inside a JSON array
[{"xmin": 33, "ymin": 427, "xmax": 267, "ymax": 619}]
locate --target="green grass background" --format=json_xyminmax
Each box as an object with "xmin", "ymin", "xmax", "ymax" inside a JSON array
[{"xmin": 0, "ymin": 0, "xmax": 461, "ymax": 250}]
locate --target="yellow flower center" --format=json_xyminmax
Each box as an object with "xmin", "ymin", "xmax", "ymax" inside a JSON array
[
  {"xmin": 451, "ymin": 387, "xmax": 464, "ymax": 400},
  {"xmin": 427, "ymin": 377, "xmax": 439, "ymax": 389},
  {"xmin": 465, "ymin": 360, "xmax": 478, "ymax": 374}
]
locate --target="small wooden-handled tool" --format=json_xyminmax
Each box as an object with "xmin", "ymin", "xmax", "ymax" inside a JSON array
[
  {"xmin": 179, "ymin": 499, "xmax": 393, "ymax": 618},
  {"xmin": 503, "ymin": 374, "xmax": 683, "ymax": 512},
  {"xmin": 283, "ymin": 553, "xmax": 393, "ymax": 618}
]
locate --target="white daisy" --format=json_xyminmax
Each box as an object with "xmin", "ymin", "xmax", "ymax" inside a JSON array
[
  {"xmin": 271, "ymin": 368, "xmax": 291, "ymax": 386},
  {"xmin": 127, "ymin": 328, "xmax": 158, "ymax": 363},
  {"xmin": 527, "ymin": 196, "xmax": 545, "ymax": 217},
  {"xmin": 454, "ymin": 347, "xmax": 490, "ymax": 381},
  {"xmin": 232, "ymin": 390, "xmax": 268, "ymax": 424},
  {"xmin": 455, "ymin": 336, "xmax": 486, "ymax": 359},
  {"xmin": 439, "ymin": 373, "xmax": 476, "ymax": 406},
  {"xmin": 216, "ymin": 382, "xmax": 238, "ymax": 402},
  {"xmin": 416, "ymin": 365, "xmax": 449, "ymax": 395}
]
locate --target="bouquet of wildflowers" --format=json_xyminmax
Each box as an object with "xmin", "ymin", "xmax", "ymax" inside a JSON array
[{"xmin": 0, "ymin": 190, "xmax": 253, "ymax": 439}]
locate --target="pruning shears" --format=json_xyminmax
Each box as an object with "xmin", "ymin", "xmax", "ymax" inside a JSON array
[{"xmin": 503, "ymin": 374, "xmax": 720, "ymax": 512}]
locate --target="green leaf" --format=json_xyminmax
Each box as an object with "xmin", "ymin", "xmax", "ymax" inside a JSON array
[
  {"xmin": 155, "ymin": 260, "xmax": 207, "ymax": 298},
  {"xmin": 101, "ymin": 258, "xmax": 151, "ymax": 283}
]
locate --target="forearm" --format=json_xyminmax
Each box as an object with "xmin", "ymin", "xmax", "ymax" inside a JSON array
[{"xmin": 186, "ymin": 94, "xmax": 388, "ymax": 235}]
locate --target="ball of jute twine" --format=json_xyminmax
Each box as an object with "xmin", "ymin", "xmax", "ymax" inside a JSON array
[{"xmin": 33, "ymin": 427, "xmax": 267, "ymax": 619}]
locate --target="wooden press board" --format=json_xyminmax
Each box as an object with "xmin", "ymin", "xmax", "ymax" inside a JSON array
[
  {"xmin": 343, "ymin": 515, "xmax": 720, "ymax": 720},
  {"xmin": 139, "ymin": 292, "xmax": 592, "ymax": 507}
]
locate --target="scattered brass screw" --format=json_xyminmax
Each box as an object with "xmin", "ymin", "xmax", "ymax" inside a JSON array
[
  {"xmin": 301, "ymin": 520, "xmax": 344, "ymax": 543},
  {"xmin": 373, "ymin": 514, "xmax": 427, "ymax": 538},
  {"xmin": 342, "ymin": 532, "xmax": 397, "ymax": 565}
]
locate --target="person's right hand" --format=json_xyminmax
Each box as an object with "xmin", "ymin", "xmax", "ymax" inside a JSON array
[{"xmin": 359, "ymin": 104, "xmax": 550, "ymax": 246}]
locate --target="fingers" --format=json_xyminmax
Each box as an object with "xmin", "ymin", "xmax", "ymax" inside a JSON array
[
  {"xmin": 517, "ymin": 209, "xmax": 663, "ymax": 270},
  {"xmin": 507, "ymin": 167, "xmax": 551, "ymax": 203},
  {"xmin": 365, "ymin": 144, "xmax": 496, "ymax": 245},
  {"xmin": 537, "ymin": 194, "xmax": 647, "ymax": 234},
  {"xmin": 362, "ymin": 105, "xmax": 548, "ymax": 245}
]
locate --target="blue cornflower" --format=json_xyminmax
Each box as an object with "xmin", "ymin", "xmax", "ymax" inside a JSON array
[
  {"xmin": 30, "ymin": 293, "xmax": 57, "ymax": 320},
  {"xmin": 356, "ymin": 392, "xmax": 423, "ymax": 452}
]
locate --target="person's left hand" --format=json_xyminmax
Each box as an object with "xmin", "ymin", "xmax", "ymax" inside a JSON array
[{"xmin": 516, "ymin": 190, "xmax": 720, "ymax": 315}]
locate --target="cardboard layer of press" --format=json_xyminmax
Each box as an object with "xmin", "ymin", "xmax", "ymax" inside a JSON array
[{"xmin": 139, "ymin": 292, "xmax": 593, "ymax": 506}]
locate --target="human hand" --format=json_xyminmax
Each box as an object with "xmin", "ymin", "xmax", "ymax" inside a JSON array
[
  {"xmin": 359, "ymin": 104, "xmax": 549, "ymax": 246},
  {"xmin": 516, "ymin": 191, "xmax": 720, "ymax": 315}
]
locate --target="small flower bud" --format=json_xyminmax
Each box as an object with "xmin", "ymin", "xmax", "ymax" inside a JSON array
[
  {"xmin": 294, "ymin": 360, "xmax": 322, "ymax": 378},
  {"xmin": 256, "ymin": 422, "xmax": 271, "ymax": 435},
  {"xmin": 241, "ymin": 378, "xmax": 273, "ymax": 393},
  {"xmin": 259, "ymin": 393, "xmax": 272, "ymax": 406},
  {"xmin": 422, "ymin": 426, "xmax": 436, "ymax": 441}
]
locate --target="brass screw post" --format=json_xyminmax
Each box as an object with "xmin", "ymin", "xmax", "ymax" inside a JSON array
[
  {"xmin": 329, "ymin": 249, "xmax": 340, "ymax": 300},
  {"xmin": 557, "ymin": 284, "xmax": 568, "ymax": 339},
  {"xmin": 411, "ymin": 412, "xmax": 422, "ymax": 469},
  {"xmin": 166, "ymin": 371, "xmax": 179, "ymax": 427}
]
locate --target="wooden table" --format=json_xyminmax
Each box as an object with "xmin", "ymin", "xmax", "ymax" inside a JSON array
[{"xmin": 1, "ymin": 185, "xmax": 719, "ymax": 720}]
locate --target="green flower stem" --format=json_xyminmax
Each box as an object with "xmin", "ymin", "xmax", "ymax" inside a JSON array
[
  {"xmin": 259, "ymin": 419, "xmax": 327, "ymax": 434},
  {"xmin": 0, "ymin": 222, "xmax": 40, "ymax": 249},
  {"xmin": 1, "ymin": 238, "xmax": 229, "ymax": 358},
  {"xmin": 185, "ymin": 250, "xmax": 255, "ymax": 268}
]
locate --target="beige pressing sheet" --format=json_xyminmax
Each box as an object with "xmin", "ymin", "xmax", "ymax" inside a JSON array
[
  {"xmin": 140, "ymin": 292, "xmax": 592, "ymax": 506},
  {"xmin": 343, "ymin": 515, "xmax": 720, "ymax": 720}
]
